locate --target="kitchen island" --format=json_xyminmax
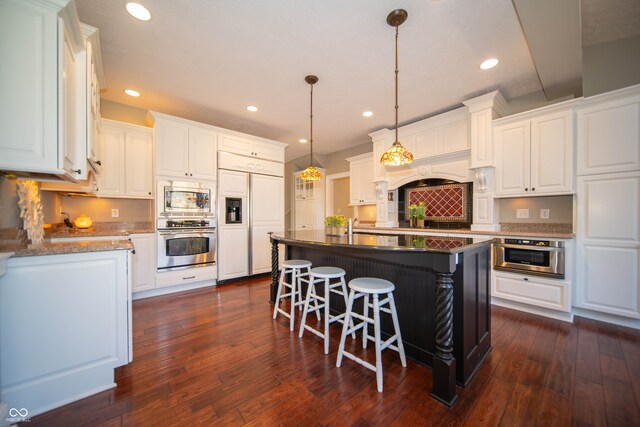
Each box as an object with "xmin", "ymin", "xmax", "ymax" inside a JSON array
[{"xmin": 269, "ymin": 230, "xmax": 493, "ymax": 406}]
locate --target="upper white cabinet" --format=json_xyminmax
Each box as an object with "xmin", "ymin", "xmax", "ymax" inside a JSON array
[
  {"xmin": 347, "ymin": 153, "xmax": 376, "ymax": 205},
  {"xmin": 0, "ymin": 0, "xmax": 91, "ymax": 182},
  {"xmin": 494, "ymin": 107, "xmax": 575, "ymax": 197},
  {"xmin": 98, "ymin": 120, "xmax": 153, "ymax": 199},
  {"xmin": 150, "ymin": 112, "xmax": 217, "ymax": 181},
  {"xmin": 218, "ymin": 132, "xmax": 284, "ymax": 163},
  {"xmin": 81, "ymin": 24, "xmax": 105, "ymax": 175},
  {"xmin": 577, "ymin": 85, "xmax": 640, "ymax": 176}
]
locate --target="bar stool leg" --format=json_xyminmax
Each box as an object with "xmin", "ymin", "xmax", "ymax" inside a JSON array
[
  {"xmin": 273, "ymin": 268, "xmax": 286, "ymax": 320},
  {"xmin": 324, "ymin": 277, "xmax": 330, "ymax": 354},
  {"xmin": 372, "ymin": 294, "xmax": 384, "ymax": 392},
  {"xmin": 339, "ymin": 277, "xmax": 356, "ymax": 339},
  {"xmin": 289, "ymin": 268, "xmax": 297, "ymax": 331},
  {"xmin": 388, "ymin": 292, "xmax": 407, "ymax": 366},
  {"xmin": 336, "ymin": 290, "xmax": 355, "ymax": 368},
  {"xmin": 298, "ymin": 277, "xmax": 316, "ymax": 338},
  {"xmin": 363, "ymin": 293, "xmax": 370, "ymax": 349}
]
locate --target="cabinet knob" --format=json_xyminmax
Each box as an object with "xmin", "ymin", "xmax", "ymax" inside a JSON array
[
  {"xmin": 148, "ymin": 191, "xmax": 151, "ymax": 195},
  {"xmin": 74, "ymin": 169, "xmax": 81, "ymax": 174},
  {"xmin": 96, "ymin": 160, "xmax": 102, "ymax": 166},
  {"xmin": 523, "ymin": 277, "xmax": 528, "ymax": 281},
  {"xmin": 524, "ymin": 187, "xmax": 528, "ymax": 192},
  {"xmin": 185, "ymin": 173, "xmax": 188, "ymax": 176},
  {"xmin": 190, "ymin": 173, "xmax": 193, "ymax": 176},
  {"xmin": 531, "ymin": 187, "xmax": 535, "ymax": 192}
]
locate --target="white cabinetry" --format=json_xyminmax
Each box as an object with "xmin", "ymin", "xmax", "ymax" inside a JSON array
[
  {"xmin": 494, "ymin": 107, "xmax": 574, "ymax": 197},
  {"xmin": 81, "ymin": 24, "xmax": 105, "ymax": 174},
  {"xmin": 0, "ymin": 0, "xmax": 88, "ymax": 181},
  {"xmin": 493, "ymin": 271, "xmax": 571, "ymax": 314},
  {"xmin": 130, "ymin": 233, "xmax": 156, "ymax": 292},
  {"xmin": 575, "ymin": 172, "xmax": 640, "ymax": 319},
  {"xmin": 347, "ymin": 153, "xmax": 376, "ymax": 205},
  {"xmin": 0, "ymin": 250, "xmax": 130, "ymax": 417},
  {"xmin": 251, "ymin": 174, "xmax": 285, "ymax": 274},
  {"xmin": 98, "ymin": 120, "xmax": 153, "ymax": 199},
  {"xmin": 150, "ymin": 112, "xmax": 217, "ymax": 181},
  {"xmin": 574, "ymin": 86, "xmax": 640, "ymax": 322},
  {"xmin": 218, "ymin": 132, "xmax": 284, "ymax": 163},
  {"xmin": 577, "ymin": 86, "xmax": 640, "ymax": 176},
  {"xmin": 293, "ymin": 170, "xmax": 325, "ymax": 230}
]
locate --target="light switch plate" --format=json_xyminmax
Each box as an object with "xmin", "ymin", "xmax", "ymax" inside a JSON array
[
  {"xmin": 516, "ymin": 209, "xmax": 529, "ymax": 219},
  {"xmin": 111, "ymin": 208, "xmax": 120, "ymax": 218},
  {"xmin": 540, "ymin": 209, "xmax": 550, "ymax": 219}
]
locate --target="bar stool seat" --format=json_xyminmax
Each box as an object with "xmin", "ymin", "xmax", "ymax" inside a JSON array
[
  {"xmin": 299, "ymin": 266, "xmax": 355, "ymax": 354},
  {"xmin": 336, "ymin": 277, "xmax": 407, "ymax": 392},
  {"xmin": 273, "ymin": 259, "xmax": 312, "ymax": 331}
]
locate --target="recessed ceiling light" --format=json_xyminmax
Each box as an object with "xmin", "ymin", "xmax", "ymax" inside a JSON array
[
  {"xmin": 246, "ymin": 105, "xmax": 258, "ymax": 112},
  {"xmin": 362, "ymin": 111, "xmax": 373, "ymax": 117},
  {"xmin": 299, "ymin": 139, "xmax": 308, "ymax": 143},
  {"xmin": 124, "ymin": 89, "xmax": 141, "ymax": 97},
  {"xmin": 125, "ymin": 3, "xmax": 151, "ymax": 21},
  {"xmin": 480, "ymin": 58, "xmax": 499, "ymax": 70}
]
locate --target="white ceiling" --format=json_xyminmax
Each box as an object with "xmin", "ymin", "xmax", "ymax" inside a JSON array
[{"xmin": 73, "ymin": 0, "xmax": 634, "ymax": 162}]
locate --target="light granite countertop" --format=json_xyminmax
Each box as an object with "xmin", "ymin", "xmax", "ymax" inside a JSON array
[
  {"xmin": 45, "ymin": 221, "xmax": 155, "ymax": 238},
  {"xmin": 9, "ymin": 240, "xmax": 134, "ymax": 257}
]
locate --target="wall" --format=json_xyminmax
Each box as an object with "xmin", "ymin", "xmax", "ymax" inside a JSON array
[
  {"xmin": 331, "ymin": 177, "xmax": 353, "ymax": 218},
  {"xmin": 583, "ymin": 35, "xmax": 640, "ymax": 97},
  {"xmin": 0, "ymin": 179, "xmax": 21, "ymax": 228},
  {"xmin": 101, "ymin": 99, "xmax": 148, "ymax": 126},
  {"xmin": 41, "ymin": 196, "xmax": 153, "ymax": 224},
  {"xmin": 498, "ymin": 195, "xmax": 573, "ymax": 224}
]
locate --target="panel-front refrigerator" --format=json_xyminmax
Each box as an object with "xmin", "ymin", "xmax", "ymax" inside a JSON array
[{"xmin": 217, "ymin": 152, "xmax": 284, "ymax": 281}]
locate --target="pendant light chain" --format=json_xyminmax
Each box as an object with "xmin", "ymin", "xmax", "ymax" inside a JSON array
[
  {"xmin": 395, "ymin": 24, "xmax": 399, "ymax": 145},
  {"xmin": 310, "ymin": 82, "xmax": 314, "ymax": 167}
]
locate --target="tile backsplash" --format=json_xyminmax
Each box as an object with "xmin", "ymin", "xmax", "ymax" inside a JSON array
[{"xmin": 407, "ymin": 183, "xmax": 470, "ymax": 221}]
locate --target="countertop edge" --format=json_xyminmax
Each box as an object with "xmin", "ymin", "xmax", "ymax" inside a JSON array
[{"xmin": 357, "ymin": 227, "xmax": 574, "ymax": 239}]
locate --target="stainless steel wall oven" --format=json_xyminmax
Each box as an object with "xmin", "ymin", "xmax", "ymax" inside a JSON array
[
  {"xmin": 493, "ymin": 238, "xmax": 565, "ymax": 279},
  {"xmin": 157, "ymin": 218, "xmax": 216, "ymax": 271}
]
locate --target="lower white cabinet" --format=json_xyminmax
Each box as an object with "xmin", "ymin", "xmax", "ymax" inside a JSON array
[
  {"xmin": 575, "ymin": 172, "xmax": 640, "ymax": 319},
  {"xmin": 0, "ymin": 250, "xmax": 130, "ymax": 417},
  {"xmin": 493, "ymin": 270, "xmax": 571, "ymax": 313},
  {"xmin": 217, "ymin": 226, "xmax": 249, "ymax": 280},
  {"xmin": 98, "ymin": 120, "xmax": 153, "ymax": 199},
  {"xmin": 130, "ymin": 233, "xmax": 156, "ymax": 292}
]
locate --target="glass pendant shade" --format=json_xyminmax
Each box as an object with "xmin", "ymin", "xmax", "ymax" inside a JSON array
[
  {"xmin": 299, "ymin": 165, "xmax": 322, "ymax": 181},
  {"xmin": 380, "ymin": 9, "xmax": 414, "ymax": 167},
  {"xmin": 380, "ymin": 140, "xmax": 414, "ymax": 166}
]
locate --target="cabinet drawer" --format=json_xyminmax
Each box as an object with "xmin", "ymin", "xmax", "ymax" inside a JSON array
[
  {"xmin": 155, "ymin": 265, "xmax": 216, "ymax": 288},
  {"xmin": 493, "ymin": 271, "xmax": 570, "ymax": 312}
]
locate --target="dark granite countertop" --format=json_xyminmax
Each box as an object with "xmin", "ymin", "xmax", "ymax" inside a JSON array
[
  {"xmin": 271, "ymin": 230, "xmax": 493, "ymax": 254},
  {"xmin": 356, "ymin": 222, "xmax": 574, "ymax": 239}
]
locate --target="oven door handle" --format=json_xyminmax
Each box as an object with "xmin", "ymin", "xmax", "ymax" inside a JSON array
[
  {"xmin": 495, "ymin": 244, "xmax": 563, "ymax": 252},
  {"xmin": 158, "ymin": 230, "xmax": 216, "ymax": 236}
]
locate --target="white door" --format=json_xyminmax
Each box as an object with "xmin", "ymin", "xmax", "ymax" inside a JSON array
[
  {"xmin": 130, "ymin": 234, "xmax": 156, "ymax": 292},
  {"xmin": 155, "ymin": 119, "xmax": 189, "ymax": 178},
  {"xmin": 530, "ymin": 111, "xmax": 573, "ymax": 195},
  {"xmin": 217, "ymin": 226, "xmax": 249, "ymax": 280},
  {"xmin": 97, "ymin": 127, "xmax": 125, "ymax": 197},
  {"xmin": 218, "ymin": 169, "xmax": 248, "ymax": 197},
  {"xmin": 189, "ymin": 127, "xmax": 217, "ymax": 180},
  {"xmin": 125, "ymin": 130, "xmax": 153, "ymax": 198},
  {"xmin": 494, "ymin": 121, "xmax": 530, "ymax": 196}
]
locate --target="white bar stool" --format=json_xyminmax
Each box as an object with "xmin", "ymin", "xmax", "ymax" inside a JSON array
[
  {"xmin": 336, "ymin": 277, "xmax": 407, "ymax": 392},
  {"xmin": 273, "ymin": 259, "xmax": 312, "ymax": 331},
  {"xmin": 298, "ymin": 266, "xmax": 355, "ymax": 354}
]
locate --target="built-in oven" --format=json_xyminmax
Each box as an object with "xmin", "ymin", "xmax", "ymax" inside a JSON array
[
  {"xmin": 157, "ymin": 180, "xmax": 215, "ymax": 217},
  {"xmin": 493, "ymin": 238, "xmax": 565, "ymax": 279},
  {"xmin": 157, "ymin": 218, "xmax": 216, "ymax": 271}
]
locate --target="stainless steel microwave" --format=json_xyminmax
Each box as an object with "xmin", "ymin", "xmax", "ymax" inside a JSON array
[
  {"xmin": 157, "ymin": 180, "xmax": 215, "ymax": 217},
  {"xmin": 493, "ymin": 238, "xmax": 565, "ymax": 279}
]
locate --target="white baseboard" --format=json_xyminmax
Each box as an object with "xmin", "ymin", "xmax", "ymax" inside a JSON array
[
  {"xmin": 133, "ymin": 280, "xmax": 216, "ymax": 300},
  {"xmin": 572, "ymin": 307, "xmax": 640, "ymax": 330},
  {"xmin": 492, "ymin": 297, "xmax": 574, "ymax": 322}
]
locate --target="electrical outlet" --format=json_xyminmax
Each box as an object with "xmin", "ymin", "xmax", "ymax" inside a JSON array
[
  {"xmin": 369, "ymin": 211, "xmax": 374, "ymax": 219},
  {"xmin": 516, "ymin": 208, "xmax": 529, "ymax": 219},
  {"xmin": 111, "ymin": 208, "xmax": 120, "ymax": 218},
  {"xmin": 540, "ymin": 209, "xmax": 550, "ymax": 219}
]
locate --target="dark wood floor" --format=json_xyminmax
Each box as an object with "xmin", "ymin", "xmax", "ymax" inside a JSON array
[{"xmin": 28, "ymin": 277, "xmax": 640, "ymax": 426}]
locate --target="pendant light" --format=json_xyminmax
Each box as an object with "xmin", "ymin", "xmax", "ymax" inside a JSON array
[
  {"xmin": 380, "ymin": 9, "xmax": 414, "ymax": 166},
  {"xmin": 299, "ymin": 75, "xmax": 322, "ymax": 181}
]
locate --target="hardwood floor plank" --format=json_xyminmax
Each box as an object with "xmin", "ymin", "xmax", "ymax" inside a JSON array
[
  {"xmin": 603, "ymin": 375, "xmax": 640, "ymax": 426},
  {"xmin": 26, "ymin": 279, "xmax": 640, "ymax": 427},
  {"xmin": 572, "ymin": 377, "xmax": 607, "ymax": 427},
  {"xmin": 575, "ymin": 317, "xmax": 603, "ymax": 384}
]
